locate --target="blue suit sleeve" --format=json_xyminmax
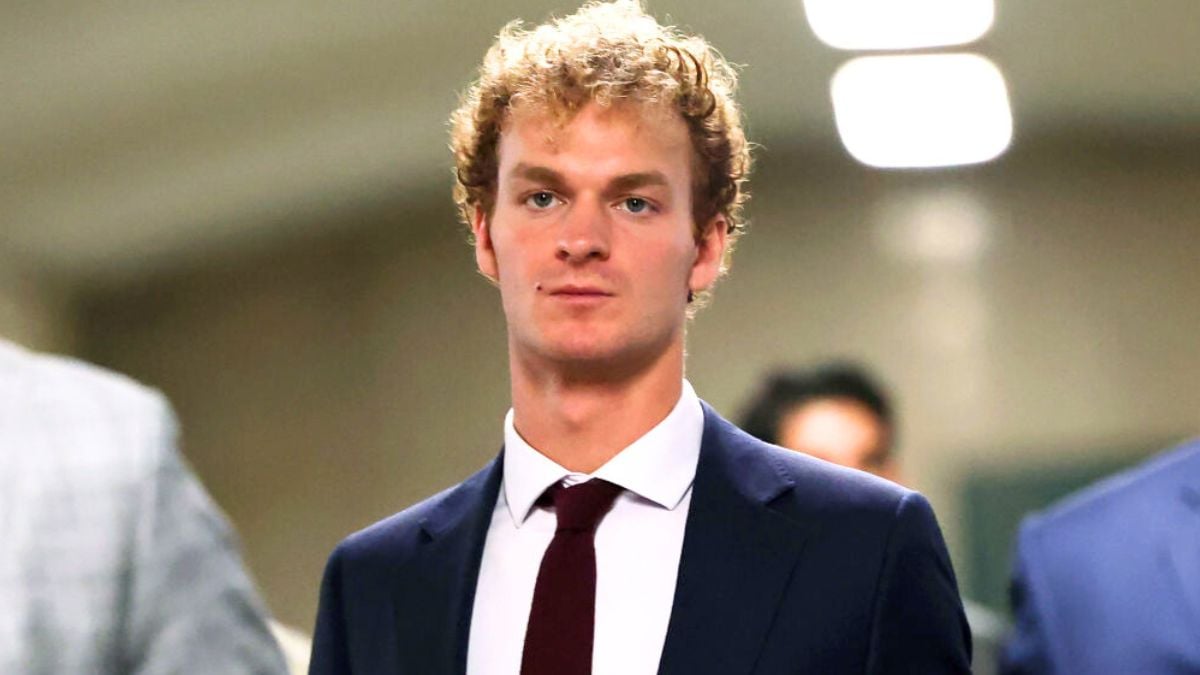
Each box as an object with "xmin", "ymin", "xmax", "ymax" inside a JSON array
[
  {"xmin": 310, "ymin": 544, "xmax": 352, "ymax": 675},
  {"xmin": 866, "ymin": 491, "xmax": 973, "ymax": 674},
  {"xmin": 999, "ymin": 522, "xmax": 1056, "ymax": 675}
]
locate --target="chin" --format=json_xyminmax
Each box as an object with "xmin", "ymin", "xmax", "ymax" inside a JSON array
[
  {"xmin": 546, "ymin": 335, "xmax": 672, "ymax": 378},
  {"xmin": 543, "ymin": 339, "xmax": 622, "ymax": 365},
  {"xmin": 514, "ymin": 321, "xmax": 678, "ymax": 373}
]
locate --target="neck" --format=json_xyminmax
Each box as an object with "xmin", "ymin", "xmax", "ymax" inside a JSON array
[{"xmin": 508, "ymin": 343, "xmax": 685, "ymax": 474}]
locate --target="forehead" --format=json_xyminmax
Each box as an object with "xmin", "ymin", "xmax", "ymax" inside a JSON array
[{"xmin": 497, "ymin": 101, "xmax": 692, "ymax": 176}]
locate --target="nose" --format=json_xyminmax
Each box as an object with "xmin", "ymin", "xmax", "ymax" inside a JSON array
[{"xmin": 555, "ymin": 199, "xmax": 611, "ymax": 263}]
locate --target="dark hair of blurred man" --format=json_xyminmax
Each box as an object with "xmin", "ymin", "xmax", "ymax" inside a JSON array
[{"xmin": 740, "ymin": 362, "xmax": 898, "ymax": 482}]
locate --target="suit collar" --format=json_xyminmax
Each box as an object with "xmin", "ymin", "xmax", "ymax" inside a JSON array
[
  {"xmin": 500, "ymin": 380, "xmax": 706, "ymax": 526},
  {"xmin": 418, "ymin": 455, "xmax": 504, "ymax": 541},
  {"xmin": 658, "ymin": 402, "xmax": 811, "ymax": 675}
]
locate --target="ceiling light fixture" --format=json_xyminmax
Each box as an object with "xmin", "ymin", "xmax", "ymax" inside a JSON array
[
  {"xmin": 802, "ymin": 0, "xmax": 995, "ymax": 50},
  {"xmin": 830, "ymin": 53, "xmax": 1013, "ymax": 169}
]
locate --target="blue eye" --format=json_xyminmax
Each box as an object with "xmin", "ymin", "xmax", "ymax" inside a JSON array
[
  {"xmin": 527, "ymin": 192, "xmax": 557, "ymax": 209},
  {"xmin": 624, "ymin": 197, "xmax": 649, "ymax": 213}
]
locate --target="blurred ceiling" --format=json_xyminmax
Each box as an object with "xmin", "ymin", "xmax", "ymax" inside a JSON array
[{"xmin": 3, "ymin": 0, "xmax": 1198, "ymax": 285}]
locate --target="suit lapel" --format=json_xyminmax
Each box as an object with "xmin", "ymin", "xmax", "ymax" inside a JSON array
[
  {"xmin": 396, "ymin": 453, "xmax": 503, "ymax": 675},
  {"xmin": 658, "ymin": 404, "xmax": 811, "ymax": 675}
]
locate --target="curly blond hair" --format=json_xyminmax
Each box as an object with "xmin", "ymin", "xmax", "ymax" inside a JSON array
[{"xmin": 449, "ymin": 0, "xmax": 751, "ymax": 267}]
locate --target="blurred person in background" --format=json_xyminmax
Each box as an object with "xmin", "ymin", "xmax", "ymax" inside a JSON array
[
  {"xmin": 739, "ymin": 361, "xmax": 1007, "ymax": 674},
  {"xmin": 0, "ymin": 338, "xmax": 288, "ymax": 674},
  {"xmin": 310, "ymin": 1, "xmax": 970, "ymax": 673},
  {"xmin": 1001, "ymin": 439, "xmax": 1200, "ymax": 674},
  {"xmin": 739, "ymin": 362, "xmax": 898, "ymax": 481}
]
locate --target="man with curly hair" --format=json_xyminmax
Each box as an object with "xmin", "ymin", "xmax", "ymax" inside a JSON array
[{"xmin": 311, "ymin": 2, "xmax": 971, "ymax": 673}]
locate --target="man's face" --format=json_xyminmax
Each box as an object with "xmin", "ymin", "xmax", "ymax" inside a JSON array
[
  {"xmin": 778, "ymin": 398, "xmax": 896, "ymax": 480},
  {"xmin": 473, "ymin": 101, "xmax": 726, "ymax": 375}
]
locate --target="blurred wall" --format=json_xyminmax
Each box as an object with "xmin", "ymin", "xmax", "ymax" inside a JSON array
[
  {"xmin": 80, "ymin": 138, "xmax": 1200, "ymax": 629},
  {"xmin": 0, "ymin": 261, "xmax": 74, "ymax": 354}
]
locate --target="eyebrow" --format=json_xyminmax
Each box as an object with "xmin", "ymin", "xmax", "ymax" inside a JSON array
[
  {"xmin": 607, "ymin": 171, "xmax": 670, "ymax": 194},
  {"xmin": 508, "ymin": 163, "xmax": 671, "ymax": 195},
  {"xmin": 509, "ymin": 164, "xmax": 567, "ymax": 190}
]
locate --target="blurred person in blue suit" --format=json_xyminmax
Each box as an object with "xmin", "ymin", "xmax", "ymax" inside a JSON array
[
  {"xmin": 0, "ymin": 338, "xmax": 288, "ymax": 674},
  {"xmin": 1001, "ymin": 439, "xmax": 1200, "ymax": 674},
  {"xmin": 740, "ymin": 362, "xmax": 1007, "ymax": 675},
  {"xmin": 310, "ymin": 2, "xmax": 970, "ymax": 673}
]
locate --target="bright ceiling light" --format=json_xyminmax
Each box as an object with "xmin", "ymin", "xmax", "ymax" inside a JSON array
[
  {"xmin": 802, "ymin": 0, "xmax": 994, "ymax": 50},
  {"xmin": 831, "ymin": 54, "xmax": 1013, "ymax": 169}
]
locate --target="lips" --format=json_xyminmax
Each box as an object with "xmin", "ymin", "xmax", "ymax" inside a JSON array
[{"xmin": 548, "ymin": 284, "xmax": 613, "ymax": 297}]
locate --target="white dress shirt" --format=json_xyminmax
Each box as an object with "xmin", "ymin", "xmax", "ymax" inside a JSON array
[{"xmin": 466, "ymin": 381, "xmax": 704, "ymax": 675}]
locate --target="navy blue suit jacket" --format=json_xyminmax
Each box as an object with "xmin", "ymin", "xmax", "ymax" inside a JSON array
[
  {"xmin": 1001, "ymin": 440, "xmax": 1200, "ymax": 674},
  {"xmin": 311, "ymin": 404, "xmax": 971, "ymax": 674}
]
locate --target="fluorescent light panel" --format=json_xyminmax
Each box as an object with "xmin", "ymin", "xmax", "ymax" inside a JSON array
[
  {"xmin": 831, "ymin": 54, "xmax": 1013, "ymax": 169},
  {"xmin": 802, "ymin": 0, "xmax": 994, "ymax": 51}
]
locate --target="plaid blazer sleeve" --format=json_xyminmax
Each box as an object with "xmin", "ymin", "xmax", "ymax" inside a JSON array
[{"xmin": 0, "ymin": 340, "xmax": 288, "ymax": 675}]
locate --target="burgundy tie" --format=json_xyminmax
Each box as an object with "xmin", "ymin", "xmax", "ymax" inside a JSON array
[{"xmin": 520, "ymin": 479, "xmax": 624, "ymax": 675}]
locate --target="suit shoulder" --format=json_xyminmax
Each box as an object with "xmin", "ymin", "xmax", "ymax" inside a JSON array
[
  {"xmin": 721, "ymin": 431, "xmax": 955, "ymax": 607},
  {"xmin": 335, "ymin": 487, "xmax": 452, "ymax": 560},
  {"xmin": 758, "ymin": 434, "xmax": 914, "ymax": 514},
  {"xmin": 1019, "ymin": 439, "xmax": 1200, "ymax": 563},
  {"xmin": 0, "ymin": 339, "xmax": 176, "ymax": 480},
  {"xmin": 702, "ymin": 408, "xmax": 933, "ymax": 541},
  {"xmin": 332, "ymin": 460, "xmax": 497, "ymax": 566},
  {"xmin": 0, "ymin": 339, "xmax": 169, "ymax": 423},
  {"xmin": 1024, "ymin": 439, "xmax": 1200, "ymax": 537}
]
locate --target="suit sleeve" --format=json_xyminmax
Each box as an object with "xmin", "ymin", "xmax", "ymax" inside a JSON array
[
  {"xmin": 998, "ymin": 521, "xmax": 1056, "ymax": 675},
  {"xmin": 310, "ymin": 543, "xmax": 353, "ymax": 675},
  {"xmin": 124, "ymin": 394, "xmax": 288, "ymax": 675},
  {"xmin": 865, "ymin": 491, "xmax": 973, "ymax": 675}
]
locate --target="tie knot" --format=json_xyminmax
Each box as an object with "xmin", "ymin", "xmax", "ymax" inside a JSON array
[{"xmin": 549, "ymin": 479, "xmax": 623, "ymax": 532}]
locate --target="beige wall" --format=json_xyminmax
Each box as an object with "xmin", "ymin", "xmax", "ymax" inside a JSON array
[
  {"xmin": 81, "ymin": 141, "xmax": 1200, "ymax": 629},
  {"xmin": 0, "ymin": 259, "xmax": 74, "ymax": 354}
]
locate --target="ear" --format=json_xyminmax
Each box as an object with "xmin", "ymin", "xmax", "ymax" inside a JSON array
[
  {"xmin": 472, "ymin": 205, "xmax": 499, "ymax": 283},
  {"xmin": 688, "ymin": 214, "xmax": 729, "ymax": 293}
]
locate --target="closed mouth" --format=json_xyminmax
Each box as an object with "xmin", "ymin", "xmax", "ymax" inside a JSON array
[{"xmin": 550, "ymin": 285, "xmax": 613, "ymax": 297}]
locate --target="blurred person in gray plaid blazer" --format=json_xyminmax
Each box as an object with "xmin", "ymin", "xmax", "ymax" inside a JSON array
[{"xmin": 0, "ymin": 338, "xmax": 287, "ymax": 674}]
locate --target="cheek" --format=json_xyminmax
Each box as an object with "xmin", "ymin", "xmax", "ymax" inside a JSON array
[
  {"xmin": 491, "ymin": 237, "xmax": 542, "ymax": 311},
  {"xmin": 490, "ymin": 231, "xmax": 529, "ymax": 280},
  {"xmin": 638, "ymin": 244, "xmax": 695, "ymax": 301},
  {"xmin": 662, "ymin": 236, "xmax": 700, "ymax": 277}
]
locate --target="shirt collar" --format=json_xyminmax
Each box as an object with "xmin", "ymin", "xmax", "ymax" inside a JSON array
[{"xmin": 502, "ymin": 380, "xmax": 704, "ymax": 528}]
